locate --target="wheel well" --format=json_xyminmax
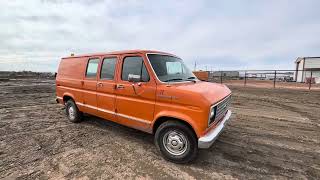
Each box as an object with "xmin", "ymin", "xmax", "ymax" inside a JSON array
[
  {"xmin": 63, "ymin": 95, "xmax": 73, "ymax": 103},
  {"xmin": 153, "ymin": 116, "xmax": 196, "ymax": 136}
]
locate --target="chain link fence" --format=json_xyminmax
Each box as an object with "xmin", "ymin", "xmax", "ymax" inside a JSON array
[{"xmin": 194, "ymin": 70, "xmax": 320, "ymax": 90}]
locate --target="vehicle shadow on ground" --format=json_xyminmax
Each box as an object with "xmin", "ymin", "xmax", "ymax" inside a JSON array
[
  {"xmin": 78, "ymin": 114, "xmax": 235, "ymax": 167},
  {"xmin": 80, "ymin": 114, "xmax": 155, "ymax": 145}
]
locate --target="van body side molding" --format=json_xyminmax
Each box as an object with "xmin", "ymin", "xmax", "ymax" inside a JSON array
[{"xmin": 76, "ymin": 102, "xmax": 151, "ymax": 125}]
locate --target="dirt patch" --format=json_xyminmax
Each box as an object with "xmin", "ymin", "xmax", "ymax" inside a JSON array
[{"xmin": 0, "ymin": 79, "xmax": 319, "ymax": 179}]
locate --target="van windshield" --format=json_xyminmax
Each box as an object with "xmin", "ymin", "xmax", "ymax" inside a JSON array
[{"xmin": 147, "ymin": 54, "xmax": 197, "ymax": 82}]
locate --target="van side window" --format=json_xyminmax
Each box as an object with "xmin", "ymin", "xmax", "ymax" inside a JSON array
[
  {"xmin": 121, "ymin": 56, "xmax": 150, "ymax": 82},
  {"xmin": 85, "ymin": 58, "xmax": 99, "ymax": 78},
  {"xmin": 100, "ymin": 57, "xmax": 117, "ymax": 80}
]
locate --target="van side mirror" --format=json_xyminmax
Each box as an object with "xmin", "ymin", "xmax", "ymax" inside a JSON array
[{"xmin": 128, "ymin": 74, "xmax": 141, "ymax": 82}]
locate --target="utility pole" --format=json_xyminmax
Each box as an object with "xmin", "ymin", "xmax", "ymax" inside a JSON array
[
  {"xmin": 309, "ymin": 70, "xmax": 313, "ymax": 90},
  {"xmin": 244, "ymin": 71, "xmax": 247, "ymax": 86},
  {"xmin": 273, "ymin": 70, "xmax": 277, "ymax": 88},
  {"xmin": 194, "ymin": 61, "xmax": 197, "ymax": 71}
]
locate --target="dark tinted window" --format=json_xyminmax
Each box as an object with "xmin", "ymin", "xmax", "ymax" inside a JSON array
[
  {"xmin": 121, "ymin": 56, "xmax": 150, "ymax": 82},
  {"xmin": 85, "ymin": 58, "xmax": 99, "ymax": 78},
  {"xmin": 100, "ymin": 57, "xmax": 117, "ymax": 80},
  {"xmin": 141, "ymin": 62, "xmax": 150, "ymax": 82}
]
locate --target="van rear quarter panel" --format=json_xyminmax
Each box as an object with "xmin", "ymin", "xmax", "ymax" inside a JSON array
[{"xmin": 56, "ymin": 57, "xmax": 87, "ymax": 111}]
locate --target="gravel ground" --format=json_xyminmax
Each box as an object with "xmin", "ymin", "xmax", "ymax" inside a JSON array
[{"xmin": 0, "ymin": 79, "xmax": 319, "ymax": 179}]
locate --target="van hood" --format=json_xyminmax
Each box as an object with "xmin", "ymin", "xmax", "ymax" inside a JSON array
[{"xmin": 173, "ymin": 81, "xmax": 231, "ymax": 105}]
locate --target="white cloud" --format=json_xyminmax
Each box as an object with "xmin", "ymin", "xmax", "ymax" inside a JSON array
[{"xmin": 0, "ymin": 0, "xmax": 319, "ymax": 72}]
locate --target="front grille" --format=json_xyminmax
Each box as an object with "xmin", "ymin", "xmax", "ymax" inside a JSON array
[{"xmin": 209, "ymin": 95, "xmax": 231, "ymax": 125}]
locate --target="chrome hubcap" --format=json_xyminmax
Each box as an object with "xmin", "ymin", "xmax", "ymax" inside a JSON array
[
  {"xmin": 163, "ymin": 130, "xmax": 188, "ymax": 156},
  {"xmin": 68, "ymin": 106, "xmax": 75, "ymax": 120}
]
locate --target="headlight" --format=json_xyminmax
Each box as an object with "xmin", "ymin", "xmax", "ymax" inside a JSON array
[
  {"xmin": 210, "ymin": 108, "xmax": 215, "ymax": 118},
  {"xmin": 208, "ymin": 105, "xmax": 216, "ymax": 126}
]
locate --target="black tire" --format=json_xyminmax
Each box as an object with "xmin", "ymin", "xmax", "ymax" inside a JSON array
[
  {"xmin": 155, "ymin": 121, "xmax": 198, "ymax": 164},
  {"xmin": 65, "ymin": 100, "xmax": 82, "ymax": 123}
]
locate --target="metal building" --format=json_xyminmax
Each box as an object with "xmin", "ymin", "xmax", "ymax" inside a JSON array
[
  {"xmin": 295, "ymin": 57, "xmax": 320, "ymax": 83},
  {"xmin": 210, "ymin": 71, "xmax": 240, "ymax": 78}
]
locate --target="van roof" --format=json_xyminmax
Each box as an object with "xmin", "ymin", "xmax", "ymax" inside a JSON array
[{"xmin": 62, "ymin": 49, "xmax": 176, "ymax": 59}]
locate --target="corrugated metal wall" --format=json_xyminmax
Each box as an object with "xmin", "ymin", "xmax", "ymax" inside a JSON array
[{"xmin": 305, "ymin": 58, "xmax": 320, "ymax": 69}]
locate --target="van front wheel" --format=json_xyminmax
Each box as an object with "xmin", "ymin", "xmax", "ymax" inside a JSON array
[
  {"xmin": 155, "ymin": 121, "xmax": 198, "ymax": 163},
  {"xmin": 65, "ymin": 100, "xmax": 82, "ymax": 123}
]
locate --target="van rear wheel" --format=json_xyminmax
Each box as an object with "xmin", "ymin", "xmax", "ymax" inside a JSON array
[
  {"xmin": 65, "ymin": 100, "xmax": 82, "ymax": 123},
  {"xmin": 155, "ymin": 121, "xmax": 198, "ymax": 164}
]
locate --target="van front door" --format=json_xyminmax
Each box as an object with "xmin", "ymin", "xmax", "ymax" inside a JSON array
[
  {"xmin": 96, "ymin": 56, "xmax": 118, "ymax": 122},
  {"xmin": 115, "ymin": 55, "xmax": 156, "ymax": 132}
]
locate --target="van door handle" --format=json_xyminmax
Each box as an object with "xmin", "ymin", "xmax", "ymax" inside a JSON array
[
  {"xmin": 116, "ymin": 84, "xmax": 125, "ymax": 89},
  {"xmin": 97, "ymin": 82, "xmax": 103, "ymax": 87}
]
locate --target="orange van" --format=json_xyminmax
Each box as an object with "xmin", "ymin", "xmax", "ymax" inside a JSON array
[{"xmin": 56, "ymin": 50, "xmax": 232, "ymax": 163}]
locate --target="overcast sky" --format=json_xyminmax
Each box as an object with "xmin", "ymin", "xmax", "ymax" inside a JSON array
[{"xmin": 0, "ymin": 0, "xmax": 319, "ymax": 72}]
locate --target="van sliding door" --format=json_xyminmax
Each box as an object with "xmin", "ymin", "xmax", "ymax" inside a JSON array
[
  {"xmin": 82, "ymin": 58, "xmax": 100, "ymax": 116},
  {"xmin": 96, "ymin": 56, "xmax": 118, "ymax": 122}
]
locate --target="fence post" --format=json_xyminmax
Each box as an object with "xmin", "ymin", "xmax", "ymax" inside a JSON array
[
  {"xmin": 309, "ymin": 70, "xmax": 313, "ymax": 90},
  {"xmin": 244, "ymin": 71, "xmax": 247, "ymax": 86},
  {"xmin": 220, "ymin": 71, "xmax": 223, "ymax": 84},
  {"xmin": 273, "ymin": 70, "xmax": 277, "ymax": 88}
]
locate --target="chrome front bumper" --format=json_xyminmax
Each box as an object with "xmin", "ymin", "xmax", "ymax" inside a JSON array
[{"xmin": 198, "ymin": 110, "xmax": 232, "ymax": 149}]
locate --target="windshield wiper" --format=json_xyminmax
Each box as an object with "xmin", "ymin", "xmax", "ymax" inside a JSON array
[
  {"xmin": 163, "ymin": 78, "xmax": 183, "ymax": 82},
  {"xmin": 185, "ymin": 77, "xmax": 197, "ymax": 83},
  {"xmin": 164, "ymin": 77, "xmax": 197, "ymax": 83}
]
